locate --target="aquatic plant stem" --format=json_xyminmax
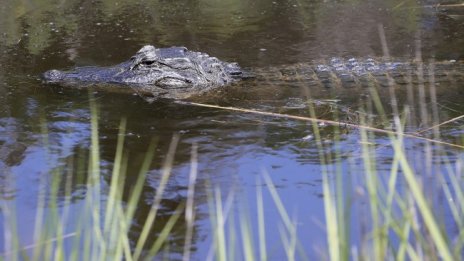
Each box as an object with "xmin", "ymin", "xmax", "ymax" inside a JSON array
[
  {"xmin": 390, "ymin": 135, "xmax": 453, "ymax": 261},
  {"xmin": 183, "ymin": 144, "xmax": 198, "ymax": 261},
  {"xmin": 307, "ymin": 102, "xmax": 340, "ymax": 261},
  {"xmin": 133, "ymin": 135, "xmax": 179, "ymax": 260},
  {"xmin": 256, "ymin": 177, "xmax": 267, "ymax": 261}
]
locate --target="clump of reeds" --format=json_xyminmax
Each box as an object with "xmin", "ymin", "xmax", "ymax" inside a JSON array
[
  {"xmin": 0, "ymin": 98, "xmax": 189, "ymax": 261},
  {"xmin": 2, "ymin": 46, "xmax": 464, "ymax": 260}
]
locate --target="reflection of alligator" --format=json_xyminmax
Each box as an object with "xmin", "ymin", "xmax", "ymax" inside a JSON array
[{"xmin": 43, "ymin": 45, "xmax": 464, "ymax": 99}]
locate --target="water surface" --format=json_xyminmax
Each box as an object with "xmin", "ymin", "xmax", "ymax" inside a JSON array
[{"xmin": 0, "ymin": 0, "xmax": 463, "ymax": 259}]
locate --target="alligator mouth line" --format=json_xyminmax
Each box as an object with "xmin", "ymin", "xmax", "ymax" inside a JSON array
[{"xmin": 153, "ymin": 76, "xmax": 193, "ymax": 89}]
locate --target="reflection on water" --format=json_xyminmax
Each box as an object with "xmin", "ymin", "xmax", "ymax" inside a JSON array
[{"xmin": 0, "ymin": 0, "xmax": 463, "ymax": 259}]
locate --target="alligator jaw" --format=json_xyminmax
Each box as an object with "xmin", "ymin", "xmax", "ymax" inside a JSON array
[{"xmin": 43, "ymin": 64, "xmax": 130, "ymax": 85}]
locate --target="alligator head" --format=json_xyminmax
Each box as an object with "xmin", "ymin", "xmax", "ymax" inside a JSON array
[{"xmin": 43, "ymin": 45, "xmax": 244, "ymax": 98}]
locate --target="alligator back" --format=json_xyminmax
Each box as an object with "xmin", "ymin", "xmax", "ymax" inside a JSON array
[
  {"xmin": 189, "ymin": 58, "xmax": 464, "ymax": 108},
  {"xmin": 251, "ymin": 58, "xmax": 464, "ymax": 89}
]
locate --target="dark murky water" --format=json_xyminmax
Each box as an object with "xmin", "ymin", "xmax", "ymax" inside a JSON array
[{"xmin": 0, "ymin": 0, "xmax": 464, "ymax": 259}]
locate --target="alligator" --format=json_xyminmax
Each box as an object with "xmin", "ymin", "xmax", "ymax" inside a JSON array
[
  {"xmin": 43, "ymin": 45, "xmax": 244, "ymax": 99},
  {"xmin": 43, "ymin": 45, "xmax": 464, "ymax": 99}
]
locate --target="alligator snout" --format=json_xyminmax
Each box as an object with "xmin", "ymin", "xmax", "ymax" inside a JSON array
[{"xmin": 42, "ymin": 69, "xmax": 65, "ymax": 83}]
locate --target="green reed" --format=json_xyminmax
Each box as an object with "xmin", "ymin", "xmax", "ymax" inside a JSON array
[
  {"xmin": 1, "ymin": 81, "xmax": 464, "ymax": 261},
  {"xmin": 0, "ymin": 98, "xmax": 184, "ymax": 261},
  {"xmin": 318, "ymin": 81, "xmax": 464, "ymax": 260}
]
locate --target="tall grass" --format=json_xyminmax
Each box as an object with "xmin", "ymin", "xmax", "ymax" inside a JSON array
[
  {"xmin": 1, "ymin": 78, "xmax": 464, "ymax": 260},
  {"xmin": 0, "ymin": 97, "xmax": 185, "ymax": 261},
  {"xmin": 319, "ymin": 75, "xmax": 464, "ymax": 260}
]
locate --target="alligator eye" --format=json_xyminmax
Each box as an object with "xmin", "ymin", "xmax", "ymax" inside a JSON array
[{"xmin": 141, "ymin": 60, "xmax": 155, "ymax": 66}]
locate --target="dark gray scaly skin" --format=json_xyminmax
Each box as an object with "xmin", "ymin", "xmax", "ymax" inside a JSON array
[
  {"xmin": 252, "ymin": 58, "xmax": 464, "ymax": 89},
  {"xmin": 43, "ymin": 45, "xmax": 244, "ymax": 99},
  {"xmin": 43, "ymin": 45, "xmax": 464, "ymax": 99}
]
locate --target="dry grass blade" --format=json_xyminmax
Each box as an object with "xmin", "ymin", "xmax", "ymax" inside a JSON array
[
  {"xmin": 176, "ymin": 101, "xmax": 464, "ymax": 149},
  {"xmin": 414, "ymin": 114, "xmax": 464, "ymax": 135}
]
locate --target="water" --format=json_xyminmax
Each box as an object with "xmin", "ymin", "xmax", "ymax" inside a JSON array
[{"xmin": 0, "ymin": 0, "xmax": 463, "ymax": 259}]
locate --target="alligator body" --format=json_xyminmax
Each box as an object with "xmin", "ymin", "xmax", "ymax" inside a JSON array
[{"xmin": 43, "ymin": 45, "xmax": 464, "ymax": 99}]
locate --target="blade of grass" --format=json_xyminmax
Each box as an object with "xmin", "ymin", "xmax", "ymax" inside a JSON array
[
  {"xmin": 391, "ymin": 137, "xmax": 453, "ymax": 261},
  {"xmin": 261, "ymin": 170, "xmax": 308, "ymax": 261},
  {"xmin": 206, "ymin": 184, "xmax": 235, "ymax": 261},
  {"xmin": 332, "ymin": 108, "xmax": 350, "ymax": 261},
  {"xmin": 359, "ymin": 113, "xmax": 388, "ymax": 259},
  {"xmin": 124, "ymin": 137, "xmax": 158, "ymax": 224},
  {"xmin": 256, "ymin": 177, "xmax": 267, "ymax": 261},
  {"xmin": 145, "ymin": 202, "xmax": 186, "ymax": 259},
  {"xmin": 133, "ymin": 135, "xmax": 179, "ymax": 260},
  {"xmin": 32, "ymin": 116, "xmax": 51, "ymax": 261},
  {"xmin": 50, "ymin": 168, "xmax": 64, "ymax": 261},
  {"xmin": 106, "ymin": 154, "xmax": 130, "ymax": 260},
  {"xmin": 239, "ymin": 202, "xmax": 255, "ymax": 261},
  {"xmin": 182, "ymin": 143, "xmax": 198, "ymax": 261},
  {"xmin": 227, "ymin": 207, "xmax": 236, "ymax": 261},
  {"xmin": 103, "ymin": 117, "xmax": 127, "ymax": 236},
  {"xmin": 261, "ymin": 171, "xmax": 293, "ymax": 238},
  {"xmin": 396, "ymin": 219, "xmax": 412, "ymax": 261},
  {"xmin": 214, "ymin": 187, "xmax": 227, "ymax": 261},
  {"xmin": 0, "ymin": 199, "xmax": 19, "ymax": 261},
  {"xmin": 89, "ymin": 93, "xmax": 104, "ymax": 260},
  {"xmin": 307, "ymin": 101, "xmax": 340, "ymax": 261},
  {"xmin": 368, "ymin": 72, "xmax": 454, "ymax": 260},
  {"xmin": 278, "ymin": 224, "xmax": 294, "ymax": 261}
]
